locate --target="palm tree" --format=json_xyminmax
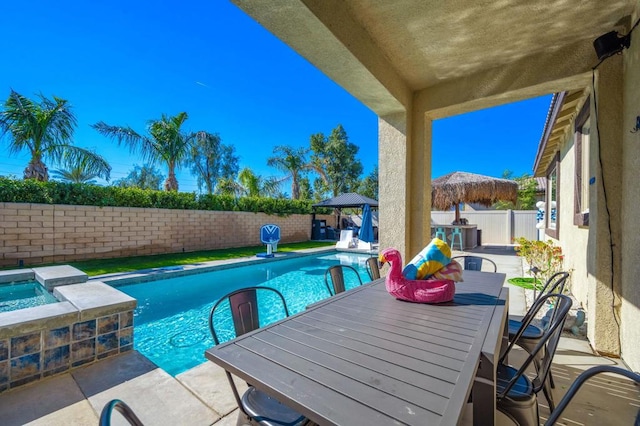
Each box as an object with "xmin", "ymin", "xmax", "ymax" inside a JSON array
[
  {"xmin": 266, "ymin": 145, "xmax": 311, "ymax": 199},
  {"xmin": 190, "ymin": 131, "xmax": 239, "ymax": 194},
  {"xmin": 0, "ymin": 90, "xmax": 111, "ymax": 181},
  {"xmin": 237, "ymin": 167, "xmax": 280, "ymax": 198},
  {"xmin": 51, "ymin": 149, "xmax": 111, "ymax": 183},
  {"xmin": 92, "ymin": 112, "xmax": 193, "ymax": 191}
]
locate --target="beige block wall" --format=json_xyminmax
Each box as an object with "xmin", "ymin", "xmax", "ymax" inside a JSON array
[{"xmin": 0, "ymin": 203, "xmax": 315, "ymax": 267}]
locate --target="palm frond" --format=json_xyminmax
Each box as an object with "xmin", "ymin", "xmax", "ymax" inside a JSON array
[
  {"xmin": 92, "ymin": 121, "xmax": 146, "ymax": 152},
  {"xmin": 1, "ymin": 90, "xmax": 39, "ymax": 155},
  {"xmin": 39, "ymin": 94, "xmax": 76, "ymax": 146},
  {"xmin": 54, "ymin": 145, "xmax": 112, "ymax": 181}
]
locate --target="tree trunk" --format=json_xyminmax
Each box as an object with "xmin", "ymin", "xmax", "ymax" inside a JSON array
[
  {"xmin": 24, "ymin": 159, "xmax": 49, "ymax": 181},
  {"xmin": 164, "ymin": 171, "xmax": 179, "ymax": 191},
  {"xmin": 291, "ymin": 180, "xmax": 300, "ymax": 199}
]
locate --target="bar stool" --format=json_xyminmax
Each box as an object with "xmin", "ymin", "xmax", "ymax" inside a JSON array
[
  {"xmin": 450, "ymin": 227, "xmax": 463, "ymax": 250},
  {"xmin": 435, "ymin": 227, "xmax": 446, "ymax": 241}
]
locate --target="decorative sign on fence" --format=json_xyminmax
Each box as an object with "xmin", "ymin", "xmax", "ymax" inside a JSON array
[{"xmin": 257, "ymin": 224, "xmax": 281, "ymax": 258}]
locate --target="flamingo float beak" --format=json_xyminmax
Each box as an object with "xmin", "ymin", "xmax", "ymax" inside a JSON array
[{"xmin": 378, "ymin": 253, "xmax": 387, "ymax": 265}]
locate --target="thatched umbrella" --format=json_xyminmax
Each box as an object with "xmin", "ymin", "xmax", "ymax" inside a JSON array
[{"xmin": 431, "ymin": 172, "xmax": 518, "ymax": 223}]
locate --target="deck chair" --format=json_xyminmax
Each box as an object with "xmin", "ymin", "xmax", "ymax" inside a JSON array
[
  {"xmin": 496, "ymin": 293, "xmax": 573, "ymax": 425},
  {"xmin": 100, "ymin": 399, "xmax": 144, "ymax": 426},
  {"xmin": 324, "ymin": 265, "xmax": 363, "ymax": 296},
  {"xmin": 507, "ymin": 272, "xmax": 570, "ymax": 410},
  {"xmin": 545, "ymin": 365, "xmax": 640, "ymax": 425},
  {"xmin": 365, "ymin": 257, "xmax": 381, "ymax": 280},
  {"xmin": 335, "ymin": 229, "xmax": 354, "ymax": 249},
  {"xmin": 208, "ymin": 287, "xmax": 307, "ymax": 426},
  {"xmin": 451, "ymin": 255, "xmax": 497, "ymax": 272}
]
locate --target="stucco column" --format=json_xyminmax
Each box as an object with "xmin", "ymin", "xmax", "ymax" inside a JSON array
[
  {"xmin": 379, "ymin": 104, "xmax": 433, "ymax": 261},
  {"xmin": 379, "ymin": 112, "xmax": 409, "ymax": 257},
  {"xmin": 588, "ymin": 55, "xmax": 623, "ymax": 356},
  {"xmin": 408, "ymin": 113, "xmax": 434, "ymax": 256}
]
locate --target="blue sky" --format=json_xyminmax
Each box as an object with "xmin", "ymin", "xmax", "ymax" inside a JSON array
[{"xmin": 0, "ymin": 1, "xmax": 551, "ymax": 194}]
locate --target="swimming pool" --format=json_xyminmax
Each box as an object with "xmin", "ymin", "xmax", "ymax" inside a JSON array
[{"xmin": 112, "ymin": 251, "xmax": 373, "ymax": 376}]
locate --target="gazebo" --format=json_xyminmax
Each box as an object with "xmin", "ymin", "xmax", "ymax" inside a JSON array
[
  {"xmin": 312, "ymin": 193, "xmax": 378, "ymax": 238},
  {"xmin": 312, "ymin": 192, "xmax": 379, "ymax": 210}
]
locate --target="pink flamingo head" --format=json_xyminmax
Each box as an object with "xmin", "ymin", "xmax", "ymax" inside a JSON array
[{"xmin": 379, "ymin": 247, "xmax": 402, "ymax": 266}]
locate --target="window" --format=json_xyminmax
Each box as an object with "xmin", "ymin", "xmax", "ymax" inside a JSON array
[
  {"xmin": 546, "ymin": 154, "xmax": 559, "ymax": 238},
  {"xmin": 574, "ymin": 98, "xmax": 590, "ymax": 226}
]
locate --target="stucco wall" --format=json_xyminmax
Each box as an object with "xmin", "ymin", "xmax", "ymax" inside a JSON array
[
  {"xmin": 0, "ymin": 203, "xmax": 314, "ymax": 267},
  {"xmin": 552, "ymin": 119, "xmax": 590, "ymax": 313},
  {"xmin": 620, "ymin": 5, "xmax": 640, "ymax": 372}
]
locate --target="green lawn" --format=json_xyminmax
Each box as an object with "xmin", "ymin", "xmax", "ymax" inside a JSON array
[{"xmin": 17, "ymin": 241, "xmax": 335, "ymax": 277}]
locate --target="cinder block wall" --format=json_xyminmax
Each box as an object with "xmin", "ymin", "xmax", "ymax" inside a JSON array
[{"xmin": 0, "ymin": 203, "xmax": 327, "ymax": 267}]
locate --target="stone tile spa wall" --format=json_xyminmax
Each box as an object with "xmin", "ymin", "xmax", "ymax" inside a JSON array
[{"xmin": 0, "ymin": 280, "xmax": 136, "ymax": 393}]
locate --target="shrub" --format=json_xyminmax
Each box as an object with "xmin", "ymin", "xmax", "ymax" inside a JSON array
[
  {"xmin": 0, "ymin": 177, "xmax": 315, "ymax": 216},
  {"xmin": 514, "ymin": 237, "xmax": 564, "ymax": 287}
]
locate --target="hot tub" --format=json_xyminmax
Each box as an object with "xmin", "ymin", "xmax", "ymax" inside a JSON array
[{"xmin": 0, "ymin": 280, "xmax": 59, "ymax": 313}]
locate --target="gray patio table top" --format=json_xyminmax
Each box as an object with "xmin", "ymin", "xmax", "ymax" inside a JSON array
[{"xmin": 205, "ymin": 270, "xmax": 507, "ymax": 426}]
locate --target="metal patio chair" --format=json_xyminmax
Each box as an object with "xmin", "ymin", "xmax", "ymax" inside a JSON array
[
  {"xmin": 324, "ymin": 265, "xmax": 364, "ymax": 296},
  {"xmin": 507, "ymin": 271, "xmax": 570, "ymax": 411},
  {"xmin": 545, "ymin": 365, "xmax": 640, "ymax": 425},
  {"xmin": 496, "ymin": 293, "xmax": 573, "ymax": 425},
  {"xmin": 365, "ymin": 257, "xmax": 381, "ymax": 280},
  {"xmin": 451, "ymin": 255, "xmax": 497, "ymax": 272},
  {"xmin": 100, "ymin": 399, "xmax": 144, "ymax": 426},
  {"xmin": 209, "ymin": 287, "xmax": 308, "ymax": 426}
]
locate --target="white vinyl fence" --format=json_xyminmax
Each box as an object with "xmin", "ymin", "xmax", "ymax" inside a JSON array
[{"xmin": 431, "ymin": 210, "xmax": 538, "ymax": 245}]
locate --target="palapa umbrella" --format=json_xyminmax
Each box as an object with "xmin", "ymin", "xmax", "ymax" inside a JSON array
[{"xmin": 431, "ymin": 172, "xmax": 518, "ymax": 223}]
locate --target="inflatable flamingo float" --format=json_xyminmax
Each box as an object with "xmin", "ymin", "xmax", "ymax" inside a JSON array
[{"xmin": 379, "ymin": 247, "xmax": 456, "ymax": 304}]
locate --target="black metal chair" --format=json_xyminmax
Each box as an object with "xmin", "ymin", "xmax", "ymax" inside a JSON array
[
  {"xmin": 545, "ymin": 365, "xmax": 640, "ymax": 425},
  {"xmin": 324, "ymin": 265, "xmax": 364, "ymax": 296},
  {"xmin": 507, "ymin": 271, "xmax": 570, "ymax": 411},
  {"xmin": 365, "ymin": 257, "xmax": 381, "ymax": 280},
  {"xmin": 451, "ymin": 255, "xmax": 497, "ymax": 272},
  {"xmin": 208, "ymin": 287, "xmax": 307, "ymax": 426},
  {"xmin": 100, "ymin": 399, "xmax": 144, "ymax": 426},
  {"xmin": 496, "ymin": 293, "xmax": 573, "ymax": 425}
]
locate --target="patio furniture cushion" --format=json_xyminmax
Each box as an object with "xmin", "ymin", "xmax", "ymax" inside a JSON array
[{"xmin": 402, "ymin": 238, "xmax": 452, "ymax": 280}]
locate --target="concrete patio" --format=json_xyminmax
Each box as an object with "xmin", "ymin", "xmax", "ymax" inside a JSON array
[{"xmin": 0, "ymin": 247, "xmax": 637, "ymax": 425}]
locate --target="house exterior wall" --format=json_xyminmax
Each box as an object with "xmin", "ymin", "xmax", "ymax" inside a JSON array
[
  {"xmin": 541, "ymin": 58, "xmax": 623, "ymax": 359},
  {"xmin": 551, "ymin": 116, "xmax": 591, "ymax": 319},
  {"xmin": 588, "ymin": 55, "xmax": 624, "ymax": 357},
  {"xmin": 0, "ymin": 203, "xmax": 313, "ymax": 267},
  {"xmin": 541, "ymin": 46, "xmax": 637, "ymax": 362},
  {"xmin": 620, "ymin": 7, "xmax": 640, "ymax": 372}
]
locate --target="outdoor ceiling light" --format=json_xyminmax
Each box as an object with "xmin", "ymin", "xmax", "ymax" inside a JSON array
[{"xmin": 593, "ymin": 30, "xmax": 631, "ymax": 61}]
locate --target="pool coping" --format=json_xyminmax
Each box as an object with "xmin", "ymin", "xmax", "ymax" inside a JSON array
[{"xmin": 92, "ymin": 246, "xmax": 341, "ymax": 286}]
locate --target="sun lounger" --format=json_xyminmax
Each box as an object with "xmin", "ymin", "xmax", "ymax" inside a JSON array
[{"xmin": 336, "ymin": 230, "xmax": 355, "ymax": 249}]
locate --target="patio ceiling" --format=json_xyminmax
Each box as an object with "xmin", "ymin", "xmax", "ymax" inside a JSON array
[{"xmin": 232, "ymin": 0, "xmax": 635, "ymax": 116}]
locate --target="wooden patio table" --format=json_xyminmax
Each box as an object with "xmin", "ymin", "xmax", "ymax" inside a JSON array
[{"xmin": 205, "ymin": 270, "xmax": 508, "ymax": 425}]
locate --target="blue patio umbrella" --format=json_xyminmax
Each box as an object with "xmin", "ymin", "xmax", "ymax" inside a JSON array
[{"xmin": 359, "ymin": 204, "xmax": 374, "ymax": 243}]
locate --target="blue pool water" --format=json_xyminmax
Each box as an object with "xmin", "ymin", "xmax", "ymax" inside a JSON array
[
  {"xmin": 0, "ymin": 281, "xmax": 59, "ymax": 313},
  {"xmin": 112, "ymin": 251, "xmax": 373, "ymax": 376}
]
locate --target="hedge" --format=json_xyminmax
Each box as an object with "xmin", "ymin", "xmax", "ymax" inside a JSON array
[{"xmin": 0, "ymin": 178, "xmax": 326, "ymax": 216}]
